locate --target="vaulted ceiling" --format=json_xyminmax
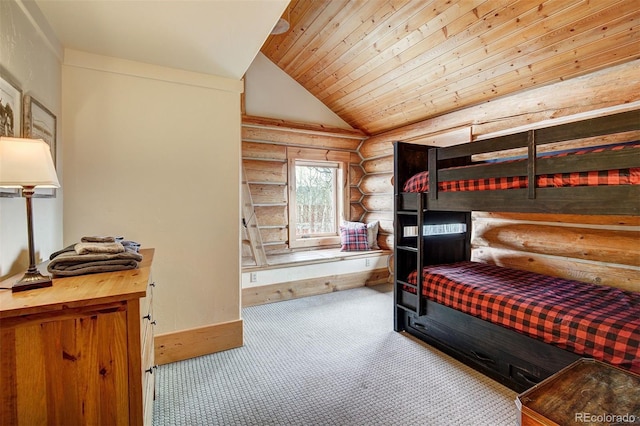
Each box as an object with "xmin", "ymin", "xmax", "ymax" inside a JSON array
[
  {"xmin": 261, "ymin": 0, "xmax": 640, "ymax": 135},
  {"xmin": 31, "ymin": 0, "xmax": 640, "ymax": 136}
]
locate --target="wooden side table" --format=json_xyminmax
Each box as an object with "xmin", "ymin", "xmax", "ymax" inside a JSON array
[{"xmin": 516, "ymin": 358, "xmax": 640, "ymax": 426}]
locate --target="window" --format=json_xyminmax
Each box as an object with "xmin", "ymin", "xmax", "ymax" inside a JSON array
[
  {"xmin": 295, "ymin": 161, "xmax": 339, "ymax": 236},
  {"xmin": 287, "ymin": 148, "xmax": 350, "ymax": 248}
]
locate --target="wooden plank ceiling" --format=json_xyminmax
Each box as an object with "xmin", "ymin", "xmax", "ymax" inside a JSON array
[{"xmin": 261, "ymin": 0, "xmax": 640, "ymax": 136}]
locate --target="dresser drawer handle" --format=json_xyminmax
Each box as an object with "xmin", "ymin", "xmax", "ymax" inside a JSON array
[
  {"xmin": 142, "ymin": 314, "xmax": 151, "ymax": 320},
  {"xmin": 150, "ymin": 282, "xmax": 156, "ymax": 287},
  {"xmin": 151, "ymin": 320, "xmax": 157, "ymax": 326},
  {"xmin": 470, "ymin": 350, "xmax": 496, "ymax": 365},
  {"xmin": 145, "ymin": 366, "xmax": 157, "ymax": 375}
]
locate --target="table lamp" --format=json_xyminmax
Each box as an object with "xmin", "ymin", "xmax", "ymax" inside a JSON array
[{"xmin": 0, "ymin": 137, "xmax": 60, "ymax": 292}]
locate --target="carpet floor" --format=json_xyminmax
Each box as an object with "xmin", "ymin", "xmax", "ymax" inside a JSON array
[{"xmin": 153, "ymin": 284, "xmax": 518, "ymax": 425}]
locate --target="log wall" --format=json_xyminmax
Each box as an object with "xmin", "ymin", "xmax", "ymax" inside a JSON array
[
  {"xmin": 241, "ymin": 117, "xmax": 367, "ymax": 257},
  {"xmin": 359, "ymin": 60, "xmax": 640, "ymax": 291}
]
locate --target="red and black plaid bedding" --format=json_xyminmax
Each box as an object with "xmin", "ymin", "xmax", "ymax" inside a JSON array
[
  {"xmin": 402, "ymin": 143, "xmax": 640, "ymax": 193},
  {"xmin": 406, "ymin": 261, "xmax": 640, "ymax": 373}
]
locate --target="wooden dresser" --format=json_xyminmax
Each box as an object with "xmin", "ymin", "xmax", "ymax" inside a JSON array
[{"xmin": 0, "ymin": 248, "xmax": 156, "ymax": 426}]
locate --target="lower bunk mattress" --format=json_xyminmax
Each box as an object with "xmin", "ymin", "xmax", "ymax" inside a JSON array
[{"xmin": 405, "ymin": 261, "xmax": 640, "ymax": 373}]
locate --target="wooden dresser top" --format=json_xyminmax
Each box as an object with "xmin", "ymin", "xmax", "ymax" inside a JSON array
[
  {"xmin": 518, "ymin": 358, "xmax": 640, "ymax": 425},
  {"xmin": 0, "ymin": 248, "xmax": 154, "ymax": 319}
]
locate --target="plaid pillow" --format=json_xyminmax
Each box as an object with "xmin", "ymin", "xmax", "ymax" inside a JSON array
[
  {"xmin": 340, "ymin": 225, "xmax": 370, "ymax": 251},
  {"xmin": 342, "ymin": 220, "xmax": 379, "ymax": 249}
]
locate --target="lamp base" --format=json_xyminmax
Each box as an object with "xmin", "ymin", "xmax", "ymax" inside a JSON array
[{"xmin": 12, "ymin": 270, "xmax": 53, "ymax": 293}]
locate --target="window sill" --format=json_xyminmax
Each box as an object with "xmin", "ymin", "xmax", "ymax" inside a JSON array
[{"xmin": 242, "ymin": 248, "xmax": 391, "ymax": 271}]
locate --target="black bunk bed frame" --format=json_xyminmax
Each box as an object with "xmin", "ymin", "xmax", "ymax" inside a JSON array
[{"xmin": 393, "ymin": 110, "xmax": 640, "ymax": 392}]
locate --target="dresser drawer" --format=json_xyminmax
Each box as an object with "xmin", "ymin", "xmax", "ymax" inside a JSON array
[
  {"xmin": 409, "ymin": 315, "xmax": 507, "ymax": 372},
  {"xmin": 509, "ymin": 363, "xmax": 547, "ymax": 389},
  {"xmin": 140, "ymin": 275, "xmax": 153, "ymax": 330},
  {"xmin": 142, "ymin": 323, "xmax": 155, "ymax": 426},
  {"xmin": 140, "ymin": 277, "xmax": 155, "ymax": 426},
  {"xmin": 141, "ymin": 275, "xmax": 155, "ymax": 347}
]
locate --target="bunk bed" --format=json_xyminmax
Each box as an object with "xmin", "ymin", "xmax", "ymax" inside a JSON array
[{"xmin": 393, "ymin": 110, "xmax": 640, "ymax": 392}]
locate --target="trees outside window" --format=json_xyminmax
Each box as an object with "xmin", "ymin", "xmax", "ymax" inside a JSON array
[
  {"xmin": 287, "ymin": 148, "xmax": 350, "ymax": 249},
  {"xmin": 295, "ymin": 162, "xmax": 338, "ymax": 236}
]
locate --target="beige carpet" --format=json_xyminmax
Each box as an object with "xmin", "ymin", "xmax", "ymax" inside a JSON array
[{"xmin": 153, "ymin": 284, "xmax": 518, "ymax": 425}]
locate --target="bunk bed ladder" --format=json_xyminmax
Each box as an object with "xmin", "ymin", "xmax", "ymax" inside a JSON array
[
  {"xmin": 415, "ymin": 192, "xmax": 425, "ymax": 316},
  {"xmin": 394, "ymin": 191, "xmax": 426, "ymax": 320},
  {"xmin": 527, "ymin": 130, "xmax": 536, "ymax": 199}
]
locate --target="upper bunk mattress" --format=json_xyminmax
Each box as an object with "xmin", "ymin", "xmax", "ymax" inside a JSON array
[
  {"xmin": 406, "ymin": 261, "xmax": 640, "ymax": 373},
  {"xmin": 403, "ymin": 143, "xmax": 640, "ymax": 193}
]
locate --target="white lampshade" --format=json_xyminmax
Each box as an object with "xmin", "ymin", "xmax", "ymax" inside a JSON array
[{"xmin": 0, "ymin": 137, "xmax": 60, "ymax": 188}]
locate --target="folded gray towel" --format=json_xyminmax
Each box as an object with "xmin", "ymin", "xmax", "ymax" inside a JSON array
[
  {"xmin": 50, "ymin": 243, "xmax": 76, "ymax": 260},
  {"xmin": 74, "ymin": 242, "xmax": 125, "ymax": 255},
  {"xmin": 81, "ymin": 236, "xmax": 116, "ymax": 243},
  {"xmin": 47, "ymin": 248, "xmax": 143, "ymax": 277},
  {"xmin": 50, "ymin": 238, "xmax": 140, "ymax": 260}
]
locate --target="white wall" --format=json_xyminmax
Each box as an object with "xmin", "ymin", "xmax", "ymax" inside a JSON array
[
  {"xmin": 245, "ymin": 52, "xmax": 353, "ymax": 129},
  {"xmin": 0, "ymin": 0, "xmax": 63, "ymax": 279},
  {"xmin": 62, "ymin": 51, "xmax": 242, "ymax": 333}
]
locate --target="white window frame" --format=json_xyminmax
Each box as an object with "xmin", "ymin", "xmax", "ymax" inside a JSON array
[{"xmin": 287, "ymin": 147, "xmax": 350, "ymax": 249}]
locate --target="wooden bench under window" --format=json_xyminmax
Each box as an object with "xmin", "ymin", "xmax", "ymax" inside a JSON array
[{"xmin": 242, "ymin": 248, "xmax": 392, "ymax": 306}]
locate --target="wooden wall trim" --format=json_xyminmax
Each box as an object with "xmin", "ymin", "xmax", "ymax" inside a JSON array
[
  {"xmin": 242, "ymin": 268, "xmax": 390, "ymax": 307},
  {"xmin": 154, "ymin": 320, "xmax": 243, "ymax": 365},
  {"xmin": 243, "ymin": 127, "xmax": 362, "ymax": 151},
  {"xmin": 242, "ymin": 115, "xmax": 367, "ymax": 139},
  {"xmin": 404, "ymin": 126, "xmax": 472, "ymax": 147}
]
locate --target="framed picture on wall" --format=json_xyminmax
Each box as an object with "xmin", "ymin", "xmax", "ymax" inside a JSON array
[
  {"xmin": 0, "ymin": 67, "xmax": 22, "ymax": 197},
  {"xmin": 23, "ymin": 94, "xmax": 57, "ymax": 198}
]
